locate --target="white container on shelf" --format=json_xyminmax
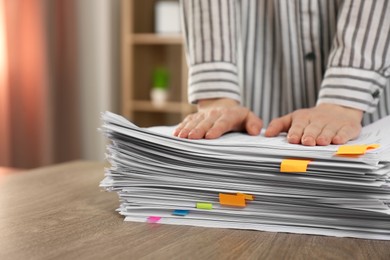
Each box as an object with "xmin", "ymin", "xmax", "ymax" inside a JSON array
[
  {"xmin": 150, "ymin": 88, "xmax": 168, "ymax": 108},
  {"xmin": 154, "ymin": 0, "xmax": 181, "ymax": 34}
]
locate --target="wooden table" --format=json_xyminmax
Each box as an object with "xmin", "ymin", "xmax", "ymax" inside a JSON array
[{"xmin": 1, "ymin": 161, "xmax": 389, "ymax": 260}]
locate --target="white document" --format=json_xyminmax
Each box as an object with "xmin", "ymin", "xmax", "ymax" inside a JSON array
[{"xmin": 100, "ymin": 111, "xmax": 390, "ymax": 240}]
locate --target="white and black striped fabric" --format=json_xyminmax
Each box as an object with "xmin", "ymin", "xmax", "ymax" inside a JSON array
[{"xmin": 180, "ymin": 0, "xmax": 390, "ymax": 125}]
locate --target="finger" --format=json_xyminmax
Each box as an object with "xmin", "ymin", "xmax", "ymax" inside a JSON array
[
  {"xmin": 188, "ymin": 118, "xmax": 217, "ymax": 139},
  {"xmin": 173, "ymin": 126, "xmax": 182, "ymax": 137},
  {"xmin": 301, "ymin": 123, "xmax": 324, "ymax": 146},
  {"xmin": 177, "ymin": 125, "xmax": 192, "ymax": 138},
  {"xmin": 315, "ymin": 125, "xmax": 338, "ymax": 146},
  {"xmin": 173, "ymin": 121, "xmax": 187, "ymax": 137},
  {"xmin": 173, "ymin": 120, "xmax": 190, "ymax": 136},
  {"xmin": 205, "ymin": 107, "xmax": 247, "ymax": 139},
  {"xmin": 316, "ymin": 122, "xmax": 341, "ymax": 145},
  {"xmin": 205, "ymin": 116, "xmax": 233, "ymax": 139},
  {"xmin": 244, "ymin": 112, "xmax": 263, "ymax": 136},
  {"xmin": 177, "ymin": 114, "xmax": 205, "ymax": 138},
  {"xmin": 173, "ymin": 114, "xmax": 195, "ymax": 136},
  {"xmin": 265, "ymin": 114, "xmax": 292, "ymax": 137},
  {"xmin": 286, "ymin": 116, "xmax": 309, "ymax": 144},
  {"xmin": 187, "ymin": 109, "xmax": 227, "ymax": 139},
  {"xmin": 332, "ymin": 124, "xmax": 361, "ymax": 145}
]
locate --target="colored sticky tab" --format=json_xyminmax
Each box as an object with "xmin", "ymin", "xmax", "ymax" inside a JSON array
[
  {"xmin": 280, "ymin": 159, "xmax": 311, "ymax": 173},
  {"xmin": 172, "ymin": 210, "xmax": 190, "ymax": 216},
  {"xmin": 147, "ymin": 216, "xmax": 161, "ymax": 223},
  {"xmin": 196, "ymin": 202, "xmax": 213, "ymax": 210},
  {"xmin": 219, "ymin": 193, "xmax": 246, "ymax": 207},
  {"xmin": 237, "ymin": 193, "xmax": 254, "ymax": 201},
  {"xmin": 336, "ymin": 144, "xmax": 380, "ymax": 155}
]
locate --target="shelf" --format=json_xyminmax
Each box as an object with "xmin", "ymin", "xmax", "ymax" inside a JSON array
[
  {"xmin": 122, "ymin": 0, "xmax": 190, "ymax": 126},
  {"xmin": 132, "ymin": 44, "xmax": 183, "ymax": 102},
  {"xmin": 133, "ymin": 111, "xmax": 183, "ymax": 127},
  {"xmin": 129, "ymin": 33, "xmax": 183, "ymax": 45}
]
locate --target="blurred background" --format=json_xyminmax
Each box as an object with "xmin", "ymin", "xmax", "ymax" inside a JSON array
[
  {"xmin": 0, "ymin": 0, "xmax": 121, "ymax": 169},
  {"xmin": 0, "ymin": 0, "xmax": 190, "ymax": 170}
]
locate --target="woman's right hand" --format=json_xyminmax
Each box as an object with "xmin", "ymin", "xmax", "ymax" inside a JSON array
[{"xmin": 173, "ymin": 98, "xmax": 263, "ymax": 139}]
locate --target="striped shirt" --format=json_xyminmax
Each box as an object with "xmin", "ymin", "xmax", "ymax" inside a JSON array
[{"xmin": 180, "ymin": 0, "xmax": 390, "ymax": 125}]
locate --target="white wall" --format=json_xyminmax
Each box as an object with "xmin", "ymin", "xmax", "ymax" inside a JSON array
[{"xmin": 76, "ymin": 0, "xmax": 120, "ymax": 161}]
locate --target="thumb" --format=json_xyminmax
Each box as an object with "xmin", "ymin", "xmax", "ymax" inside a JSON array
[
  {"xmin": 245, "ymin": 112, "xmax": 263, "ymax": 135},
  {"xmin": 265, "ymin": 114, "xmax": 292, "ymax": 137}
]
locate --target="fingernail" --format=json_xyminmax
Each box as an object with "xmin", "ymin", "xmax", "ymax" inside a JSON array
[
  {"xmin": 178, "ymin": 131, "xmax": 186, "ymax": 138},
  {"xmin": 316, "ymin": 136, "xmax": 329, "ymax": 145},
  {"xmin": 332, "ymin": 135, "xmax": 344, "ymax": 144},
  {"xmin": 302, "ymin": 137, "xmax": 315, "ymax": 146},
  {"xmin": 188, "ymin": 129, "xmax": 197, "ymax": 138},
  {"xmin": 173, "ymin": 128, "xmax": 181, "ymax": 136},
  {"xmin": 288, "ymin": 135, "xmax": 299, "ymax": 143},
  {"xmin": 205, "ymin": 130, "xmax": 213, "ymax": 139}
]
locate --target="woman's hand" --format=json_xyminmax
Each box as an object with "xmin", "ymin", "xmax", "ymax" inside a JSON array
[
  {"xmin": 173, "ymin": 98, "xmax": 263, "ymax": 139},
  {"xmin": 265, "ymin": 103, "xmax": 363, "ymax": 146}
]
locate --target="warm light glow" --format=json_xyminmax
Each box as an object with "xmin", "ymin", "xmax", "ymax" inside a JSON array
[
  {"xmin": 0, "ymin": 0, "xmax": 7, "ymax": 88},
  {"xmin": 0, "ymin": 0, "xmax": 10, "ymax": 166},
  {"xmin": 2, "ymin": 0, "xmax": 52, "ymax": 168}
]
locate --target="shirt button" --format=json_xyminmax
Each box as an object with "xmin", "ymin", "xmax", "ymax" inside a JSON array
[
  {"xmin": 305, "ymin": 52, "xmax": 316, "ymax": 61},
  {"xmin": 372, "ymin": 89, "xmax": 380, "ymax": 98}
]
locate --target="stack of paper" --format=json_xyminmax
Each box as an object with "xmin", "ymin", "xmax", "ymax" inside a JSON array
[{"xmin": 100, "ymin": 111, "xmax": 390, "ymax": 240}]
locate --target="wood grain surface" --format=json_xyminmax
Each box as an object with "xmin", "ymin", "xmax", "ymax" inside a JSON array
[{"xmin": 0, "ymin": 161, "xmax": 389, "ymax": 260}]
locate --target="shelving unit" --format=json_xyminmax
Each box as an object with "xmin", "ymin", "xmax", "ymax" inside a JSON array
[{"xmin": 121, "ymin": 0, "xmax": 194, "ymax": 127}]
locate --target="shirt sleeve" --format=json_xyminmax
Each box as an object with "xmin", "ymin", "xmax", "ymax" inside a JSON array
[
  {"xmin": 180, "ymin": 0, "xmax": 241, "ymax": 104},
  {"xmin": 317, "ymin": 0, "xmax": 390, "ymax": 113}
]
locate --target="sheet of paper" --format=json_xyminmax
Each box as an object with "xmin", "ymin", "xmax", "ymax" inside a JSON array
[{"xmin": 100, "ymin": 111, "xmax": 390, "ymax": 240}]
